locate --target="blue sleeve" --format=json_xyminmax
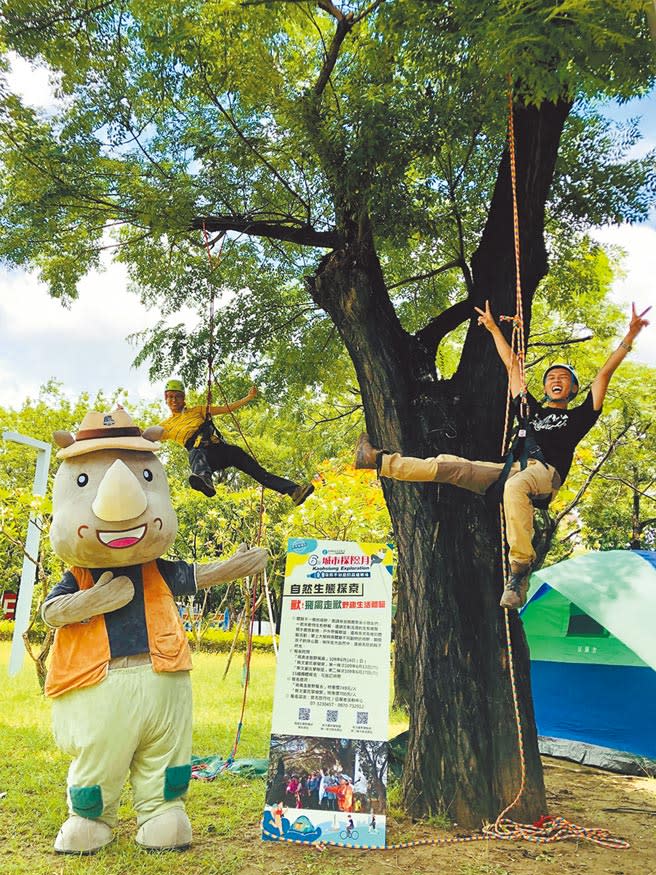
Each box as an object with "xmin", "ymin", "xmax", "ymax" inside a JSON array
[
  {"xmin": 156, "ymin": 559, "xmax": 197, "ymax": 596},
  {"xmin": 45, "ymin": 570, "xmax": 79, "ymax": 602}
]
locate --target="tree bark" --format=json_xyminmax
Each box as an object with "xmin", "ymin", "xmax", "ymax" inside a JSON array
[{"xmin": 309, "ymin": 96, "xmax": 572, "ymax": 827}]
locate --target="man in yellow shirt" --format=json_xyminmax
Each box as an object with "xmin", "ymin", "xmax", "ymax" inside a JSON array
[{"xmin": 158, "ymin": 379, "xmax": 314, "ymax": 504}]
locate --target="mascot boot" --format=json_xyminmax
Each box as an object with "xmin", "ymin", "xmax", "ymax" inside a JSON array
[
  {"xmin": 54, "ymin": 815, "xmax": 113, "ymax": 854},
  {"xmin": 42, "ymin": 408, "xmax": 268, "ymax": 853},
  {"xmin": 136, "ymin": 808, "xmax": 192, "ymax": 851}
]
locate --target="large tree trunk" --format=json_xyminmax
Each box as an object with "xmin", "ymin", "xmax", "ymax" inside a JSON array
[{"xmin": 309, "ymin": 97, "xmax": 571, "ymax": 828}]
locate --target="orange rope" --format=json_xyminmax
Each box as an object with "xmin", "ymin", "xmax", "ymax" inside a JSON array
[
  {"xmin": 261, "ymin": 814, "xmax": 628, "ymax": 851},
  {"xmin": 491, "ymin": 84, "xmax": 627, "ymax": 850},
  {"xmin": 493, "ymin": 84, "xmax": 530, "ymax": 833},
  {"xmin": 200, "ymin": 224, "xmax": 267, "ymax": 769}
]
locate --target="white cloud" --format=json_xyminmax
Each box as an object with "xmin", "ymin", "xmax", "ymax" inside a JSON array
[{"xmin": 0, "ymin": 262, "xmax": 198, "ymax": 410}]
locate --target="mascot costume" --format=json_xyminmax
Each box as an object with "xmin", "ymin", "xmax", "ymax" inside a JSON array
[{"xmin": 42, "ymin": 408, "xmax": 268, "ymax": 854}]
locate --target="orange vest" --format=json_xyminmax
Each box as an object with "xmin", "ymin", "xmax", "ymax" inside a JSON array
[{"xmin": 45, "ymin": 561, "xmax": 193, "ymax": 698}]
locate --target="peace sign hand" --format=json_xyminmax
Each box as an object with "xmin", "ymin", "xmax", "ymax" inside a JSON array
[
  {"xmin": 474, "ymin": 299, "xmax": 497, "ymax": 332},
  {"xmin": 628, "ymin": 302, "xmax": 651, "ymax": 339}
]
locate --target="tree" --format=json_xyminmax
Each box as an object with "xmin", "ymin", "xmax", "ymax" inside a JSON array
[
  {"xmin": 573, "ymin": 364, "xmax": 656, "ymax": 551},
  {"xmin": 1, "ymin": 1, "xmax": 655, "ymax": 826}
]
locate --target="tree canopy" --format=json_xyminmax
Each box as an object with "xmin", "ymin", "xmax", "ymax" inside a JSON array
[{"xmin": 1, "ymin": 2, "xmax": 654, "ymax": 394}]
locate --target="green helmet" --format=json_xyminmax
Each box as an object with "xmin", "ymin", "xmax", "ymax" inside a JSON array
[{"xmin": 164, "ymin": 378, "xmax": 185, "ymax": 394}]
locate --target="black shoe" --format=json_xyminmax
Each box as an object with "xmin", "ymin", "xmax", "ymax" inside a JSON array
[
  {"xmin": 189, "ymin": 473, "xmax": 216, "ymax": 498},
  {"xmin": 500, "ymin": 566, "xmax": 531, "ymax": 610},
  {"xmin": 291, "ymin": 483, "xmax": 314, "ymax": 506}
]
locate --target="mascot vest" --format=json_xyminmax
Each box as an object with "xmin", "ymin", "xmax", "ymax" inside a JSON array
[{"xmin": 45, "ymin": 561, "xmax": 193, "ymax": 698}]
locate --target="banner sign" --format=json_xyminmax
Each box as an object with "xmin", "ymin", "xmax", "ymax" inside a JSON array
[{"xmin": 262, "ymin": 538, "xmax": 394, "ymax": 848}]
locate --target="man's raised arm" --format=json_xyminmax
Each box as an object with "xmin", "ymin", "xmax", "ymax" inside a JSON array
[
  {"xmin": 474, "ymin": 300, "xmax": 523, "ymax": 398},
  {"xmin": 590, "ymin": 303, "xmax": 651, "ymax": 411}
]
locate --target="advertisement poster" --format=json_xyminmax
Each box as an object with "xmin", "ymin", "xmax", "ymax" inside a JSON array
[{"xmin": 262, "ymin": 538, "xmax": 394, "ymax": 848}]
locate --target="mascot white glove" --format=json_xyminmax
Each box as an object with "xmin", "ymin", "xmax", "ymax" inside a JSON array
[
  {"xmin": 41, "ymin": 571, "xmax": 135, "ymax": 628},
  {"xmin": 195, "ymin": 543, "xmax": 268, "ymax": 589}
]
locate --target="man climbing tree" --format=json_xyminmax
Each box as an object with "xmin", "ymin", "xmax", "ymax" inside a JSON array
[
  {"xmin": 355, "ymin": 302, "xmax": 651, "ymax": 608},
  {"xmin": 157, "ymin": 379, "xmax": 314, "ymax": 504}
]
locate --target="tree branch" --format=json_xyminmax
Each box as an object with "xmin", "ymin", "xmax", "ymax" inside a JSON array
[
  {"xmin": 308, "ymin": 404, "xmax": 362, "ymax": 429},
  {"xmin": 588, "ymin": 472, "xmax": 656, "ymax": 503},
  {"xmin": 189, "ymin": 215, "xmax": 339, "ymax": 248},
  {"xmin": 3, "ymin": 1, "xmax": 115, "ymax": 39},
  {"xmin": 195, "ymin": 55, "xmax": 311, "ymax": 216},
  {"xmin": 528, "ymin": 334, "xmax": 593, "ymax": 349},
  {"xmin": 443, "ymin": 153, "xmax": 474, "ymax": 296},
  {"xmin": 415, "ymin": 298, "xmax": 472, "ymax": 357},
  {"xmin": 318, "ymin": 0, "xmax": 345, "ymax": 20},
  {"xmin": 554, "ymin": 420, "xmax": 633, "ymax": 526},
  {"xmin": 351, "ymin": 0, "xmax": 387, "ymax": 26},
  {"xmin": 314, "ymin": 9, "xmax": 354, "ymax": 97},
  {"xmin": 387, "ymin": 259, "xmax": 464, "ymax": 291},
  {"xmin": 560, "ymin": 526, "xmax": 581, "ymax": 544}
]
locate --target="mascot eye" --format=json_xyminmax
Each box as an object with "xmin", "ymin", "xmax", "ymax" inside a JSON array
[
  {"xmin": 76, "ymin": 473, "xmax": 89, "ymax": 487},
  {"xmin": 143, "ymin": 469, "xmax": 153, "ymax": 482}
]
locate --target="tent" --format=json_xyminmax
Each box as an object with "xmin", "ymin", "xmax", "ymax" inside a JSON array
[{"xmin": 522, "ymin": 549, "xmax": 656, "ymax": 773}]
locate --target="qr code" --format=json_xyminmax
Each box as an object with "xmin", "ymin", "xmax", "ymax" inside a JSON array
[
  {"xmin": 356, "ymin": 711, "xmax": 368, "ymax": 725},
  {"xmin": 326, "ymin": 709, "xmax": 338, "ymax": 723},
  {"xmin": 298, "ymin": 707, "xmax": 310, "ymax": 721}
]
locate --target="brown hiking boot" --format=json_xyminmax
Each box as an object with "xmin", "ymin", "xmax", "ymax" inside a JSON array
[
  {"xmin": 354, "ymin": 433, "xmax": 380, "ymax": 469},
  {"xmin": 291, "ymin": 483, "xmax": 315, "ymax": 507},
  {"xmin": 500, "ymin": 565, "xmax": 531, "ymax": 610}
]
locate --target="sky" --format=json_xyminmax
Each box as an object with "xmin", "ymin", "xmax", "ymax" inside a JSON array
[{"xmin": 0, "ymin": 56, "xmax": 654, "ymax": 411}]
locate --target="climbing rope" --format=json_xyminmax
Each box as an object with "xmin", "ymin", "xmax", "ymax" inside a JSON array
[
  {"xmin": 201, "ymin": 221, "xmax": 225, "ymax": 418},
  {"xmin": 201, "ymin": 223, "xmax": 265, "ymax": 479},
  {"xmin": 200, "ymin": 223, "xmax": 269, "ymax": 770},
  {"xmin": 261, "ymin": 815, "xmax": 629, "ymax": 851},
  {"xmin": 491, "ymin": 84, "xmax": 531, "ymax": 834},
  {"xmin": 490, "ymin": 85, "xmax": 628, "ymax": 848}
]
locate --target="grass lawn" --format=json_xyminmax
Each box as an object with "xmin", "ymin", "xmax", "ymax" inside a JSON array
[{"xmin": 1, "ymin": 641, "xmax": 654, "ymax": 875}]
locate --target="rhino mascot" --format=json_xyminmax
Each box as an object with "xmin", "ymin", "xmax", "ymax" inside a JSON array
[{"xmin": 42, "ymin": 408, "xmax": 267, "ymax": 854}]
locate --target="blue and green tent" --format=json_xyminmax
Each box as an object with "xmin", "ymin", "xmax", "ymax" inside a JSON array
[{"xmin": 522, "ymin": 550, "xmax": 656, "ymax": 772}]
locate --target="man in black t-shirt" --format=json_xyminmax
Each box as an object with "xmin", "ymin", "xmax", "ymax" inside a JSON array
[{"xmin": 355, "ymin": 303, "xmax": 650, "ymax": 610}]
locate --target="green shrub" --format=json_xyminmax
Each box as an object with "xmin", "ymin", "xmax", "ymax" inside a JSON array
[
  {"xmin": 190, "ymin": 626, "xmax": 277, "ymax": 653},
  {"xmin": 0, "ymin": 619, "xmax": 47, "ymax": 643},
  {"xmin": 0, "ymin": 619, "xmax": 278, "ymax": 654}
]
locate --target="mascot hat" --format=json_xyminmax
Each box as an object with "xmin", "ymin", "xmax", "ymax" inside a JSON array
[{"xmin": 54, "ymin": 409, "xmax": 161, "ymax": 459}]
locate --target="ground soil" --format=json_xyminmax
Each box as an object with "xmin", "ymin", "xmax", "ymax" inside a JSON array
[{"xmin": 239, "ymin": 757, "xmax": 656, "ymax": 875}]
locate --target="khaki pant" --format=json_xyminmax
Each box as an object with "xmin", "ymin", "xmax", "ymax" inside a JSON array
[
  {"xmin": 52, "ymin": 664, "xmax": 192, "ymax": 828},
  {"xmin": 380, "ymin": 453, "xmax": 560, "ymax": 569}
]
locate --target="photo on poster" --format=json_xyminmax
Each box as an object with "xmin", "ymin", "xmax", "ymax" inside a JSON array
[
  {"xmin": 262, "ymin": 734, "xmax": 388, "ymax": 847},
  {"xmin": 265, "ymin": 734, "xmax": 388, "ymax": 813}
]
